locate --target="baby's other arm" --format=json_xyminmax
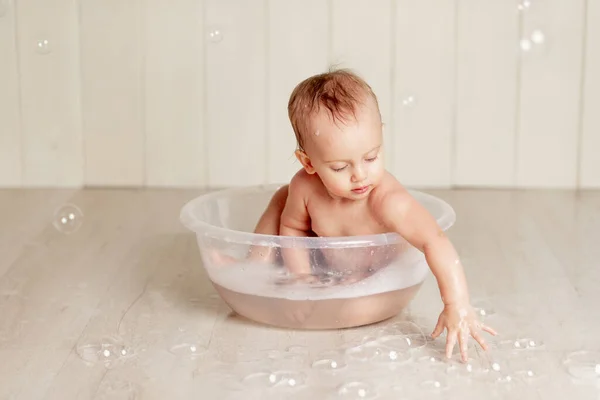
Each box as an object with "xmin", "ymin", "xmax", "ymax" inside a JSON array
[
  {"xmin": 278, "ymin": 173, "xmax": 313, "ymax": 276},
  {"xmin": 373, "ymin": 185, "xmax": 496, "ymax": 361}
]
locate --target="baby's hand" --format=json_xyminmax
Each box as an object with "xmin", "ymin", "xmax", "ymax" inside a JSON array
[{"xmin": 431, "ymin": 303, "xmax": 497, "ymax": 362}]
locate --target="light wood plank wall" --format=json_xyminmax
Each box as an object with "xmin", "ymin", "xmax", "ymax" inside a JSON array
[{"xmin": 0, "ymin": 0, "xmax": 598, "ymax": 189}]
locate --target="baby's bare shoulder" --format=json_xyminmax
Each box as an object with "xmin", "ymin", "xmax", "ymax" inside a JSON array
[
  {"xmin": 288, "ymin": 169, "xmax": 321, "ymax": 199},
  {"xmin": 370, "ymin": 173, "xmax": 412, "ymax": 215}
]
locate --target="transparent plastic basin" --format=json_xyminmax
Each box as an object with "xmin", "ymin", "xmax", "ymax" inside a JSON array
[{"xmin": 180, "ymin": 184, "xmax": 456, "ymax": 330}]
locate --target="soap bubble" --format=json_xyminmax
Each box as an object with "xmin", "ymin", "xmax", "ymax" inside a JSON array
[
  {"xmin": 76, "ymin": 335, "xmax": 133, "ymax": 368},
  {"xmin": 337, "ymin": 381, "xmax": 377, "ymax": 399},
  {"xmin": 207, "ymin": 27, "xmax": 223, "ymax": 43},
  {"xmin": 36, "ymin": 39, "xmax": 51, "ymax": 55},
  {"xmin": 520, "ymin": 28, "xmax": 548, "ymax": 58},
  {"xmin": 401, "ymin": 95, "xmax": 417, "ymax": 107},
  {"xmin": 517, "ymin": 0, "xmax": 532, "ymax": 12},
  {"xmin": 53, "ymin": 204, "xmax": 83, "ymax": 234},
  {"xmin": 520, "ymin": 38, "xmax": 533, "ymax": 52},
  {"xmin": 563, "ymin": 350, "xmax": 600, "ymax": 381}
]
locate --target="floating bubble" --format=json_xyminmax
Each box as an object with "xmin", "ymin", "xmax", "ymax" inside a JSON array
[
  {"xmin": 36, "ymin": 39, "xmax": 51, "ymax": 55},
  {"xmin": 337, "ymin": 381, "xmax": 377, "ymax": 399},
  {"xmin": 563, "ymin": 350, "xmax": 600, "ymax": 380},
  {"xmin": 207, "ymin": 27, "xmax": 223, "ymax": 43},
  {"xmin": 531, "ymin": 29, "xmax": 545, "ymax": 44},
  {"xmin": 401, "ymin": 95, "xmax": 417, "ymax": 107},
  {"xmin": 517, "ymin": 0, "xmax": 532, "ymax": 12},
  {"xmin": 53, "ymin": 204, "xmax": 83, "ymax": 234}
]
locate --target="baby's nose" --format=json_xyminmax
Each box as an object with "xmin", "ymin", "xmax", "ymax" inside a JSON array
[{"xmin": 352, "ymin": 167, "xmax": 366, "ymax": 182}]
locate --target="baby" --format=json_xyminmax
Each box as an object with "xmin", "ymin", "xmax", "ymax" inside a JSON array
[{"xmin": 219, "ymin": 68, "xmax": 496, "ymax": 361}]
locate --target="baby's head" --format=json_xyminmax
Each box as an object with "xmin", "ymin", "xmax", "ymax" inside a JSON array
[{"xmin": 288, "ymin": 68, "xmax": 385, "ymax": 200}]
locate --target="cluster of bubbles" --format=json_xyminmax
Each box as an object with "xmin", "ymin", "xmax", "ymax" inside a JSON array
[
  {"xmin": 516, "ymin": 0, "xmax": 548, "ymax": 57},
  {"xmin": 68, "ymin": 289, "xmax": 600, "ymax": 399}
]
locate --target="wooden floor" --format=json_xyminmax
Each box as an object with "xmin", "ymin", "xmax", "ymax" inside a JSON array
[{"xmin": 1, "ymin": 188, "xmax": 599, "ymax": 399}]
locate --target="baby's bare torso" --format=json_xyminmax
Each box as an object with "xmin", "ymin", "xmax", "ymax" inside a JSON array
[{"xmin": 296, "ymin": 172, "xmax": 406, "ymax": 279}]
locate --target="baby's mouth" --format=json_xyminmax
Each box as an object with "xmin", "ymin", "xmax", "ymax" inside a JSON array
[{"xmin": 351, "ymin": 185, "xmax": 371, "ymax": 194}]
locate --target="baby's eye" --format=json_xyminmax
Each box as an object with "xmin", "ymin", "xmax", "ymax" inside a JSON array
[
  {"xmin": 365, "ymin": 155, "xmax": 378, "ymax": 162},
  {"xmin": 331, "ymin": 165, "xmax": 347, "ymax": 172}
]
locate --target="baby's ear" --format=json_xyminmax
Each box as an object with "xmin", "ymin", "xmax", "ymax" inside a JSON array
[{"xmin": 295, "ymin": 150, "xmax": 316, "ymax": 174}]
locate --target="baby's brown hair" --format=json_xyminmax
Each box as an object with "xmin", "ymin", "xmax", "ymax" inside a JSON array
[{"xmin": 287, "ymin": 67, "xmax": 380, "ymax": 151}]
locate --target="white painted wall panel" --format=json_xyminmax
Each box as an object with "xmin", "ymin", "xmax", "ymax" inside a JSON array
[
  {"xmin": 16, "ymin": 0, "xmax": 83, "ymax": 187},
  {"xmin": 267, "ymin": 0, "xmax": 329, "ymax": 184},
  {"xmin": 80, "ymin": 0, "xmax": 145, "ymax": 186},
  {"xmin": 0, "ymin": 1, "xmax": 597, "ymax": 189},
  {"xmin": 331, "ymin": 0, "xmax": 393, "ymax": 171},
  {"xmin": 517, "ymin": 0, "xmax": 585, "ymax": 188},
  {"xmin": 205, "ymin": 0, "xmax": 267, "ymax": 187},
  {"xmin": 580, "ymin": 0, "xmax": 600, "ymax": 188},
  {"xmin": 455, "ymin": 1, "xmax": 519, "ymax": 187},
  {"xmin": 393, "ymin": 0, "xmax": 455, "ymax": 188},
  {"xmin": 145, "ymin": 0, "xmax": 206, "ymax": 187},
  {"xmin": 0, "ymin": 1, "xmax": 22, "ymax": 186}
]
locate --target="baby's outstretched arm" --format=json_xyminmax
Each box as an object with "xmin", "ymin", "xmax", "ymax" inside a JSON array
[
  {"xmin": 374, "ymin": 187, "xmax": 497, "ymax": 362},
  {"xmin": 278, "ymin": 176, "xmax": 313, "ymax": 277}
]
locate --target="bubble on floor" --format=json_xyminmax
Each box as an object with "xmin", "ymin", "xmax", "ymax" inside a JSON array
[
  {"xmin": 472, "ymin": 299, "xmax": 495, "ymax": 319},
  {"xmin": 312, "ymin": 350, "xmax": 347, "ymax": 371},
  {"xmin": 273, "ymin": 370, "xmax": 306, "ymax": 388},
  {"xmin": 495, "ymin": 337, "xmax": 545, "ymax": 351},
  {"xmin": 76, "ymin": 335, "xmax": 133, "ymax": 367},
  {"xmin": 420, "ymin": 374, "xmax": 450, "ymax": 392},
  {"xmin": 242, "ymin": 371, "xmax": 279, "ymax": 388},
  {"xmin": 169, "ymin": 341, "xmax": 207, "ymax": 359},
  {"xmin": 563, "ymin": 350, "xmax": 600, "ymax": 381},
  {"xmin": 337, "ymin": 381, "xmax": 377, "ymax": 399},
  {"xmin": 345, "ymin": 340, "xmax": 411, "ymax": 364},
  {"xmin": 242, "ymin": 370, "xmax": 306, "ymax": 389},
  {"xmin": 53, "ymin": 204, "xmax": 84, "ymax": 234}
]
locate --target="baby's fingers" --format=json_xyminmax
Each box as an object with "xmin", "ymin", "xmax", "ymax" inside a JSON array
[
  {"xmin": 480, "ymin": 322, "xmax": 498, "ymax": 336},
  {"xmin": 471, "ymin": 328, "xmax": 488, "ymax": 351},
  {"xmin": 458, "ymin": 329, "xmax": 469, "ymax": 362},
  {"xmin": 445, "ymin": 329, "xmax": 458, "ymax": 359}
]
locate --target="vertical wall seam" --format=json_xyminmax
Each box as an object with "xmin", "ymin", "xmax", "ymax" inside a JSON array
[
  {"xmin": 513, "ymin": 7, "xmax": 524, "ymax": 187},
  {"xmin": 389, "ymin": 0, "xmax": 396, "ymax": 175},
  {"xmin": 13, "ymin": 0, "xmax": 25, "ymax": 186},
  {"xmin": 77, "ymin": 0, "xmax": 86, "ymax": 187},
  {"xmin": 202, "ymin": 0, "xmax": 210, "ymax": 188},
  {"xmin": 576, "ymin": 0, "xmax": 589, "ymax": 190},
  {"xmin": 264, "ymin": 0, "xmax": 270, "ymax": 184},
  {"xmin": 328, "ymin": 0, "xmax": 333, "ymax": 67},
  {"xmin": 450, "ymin": 0, "xmax": 459, "ymax": 188},
  {"xmin": 140, "ymin": 0, "xmax": 147, "ymax": 186}
]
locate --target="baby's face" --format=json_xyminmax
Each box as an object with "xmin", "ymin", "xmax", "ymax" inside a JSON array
[{"xmin": 299, "ymin": 96, "xmax": 385, "ymax": 200}]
